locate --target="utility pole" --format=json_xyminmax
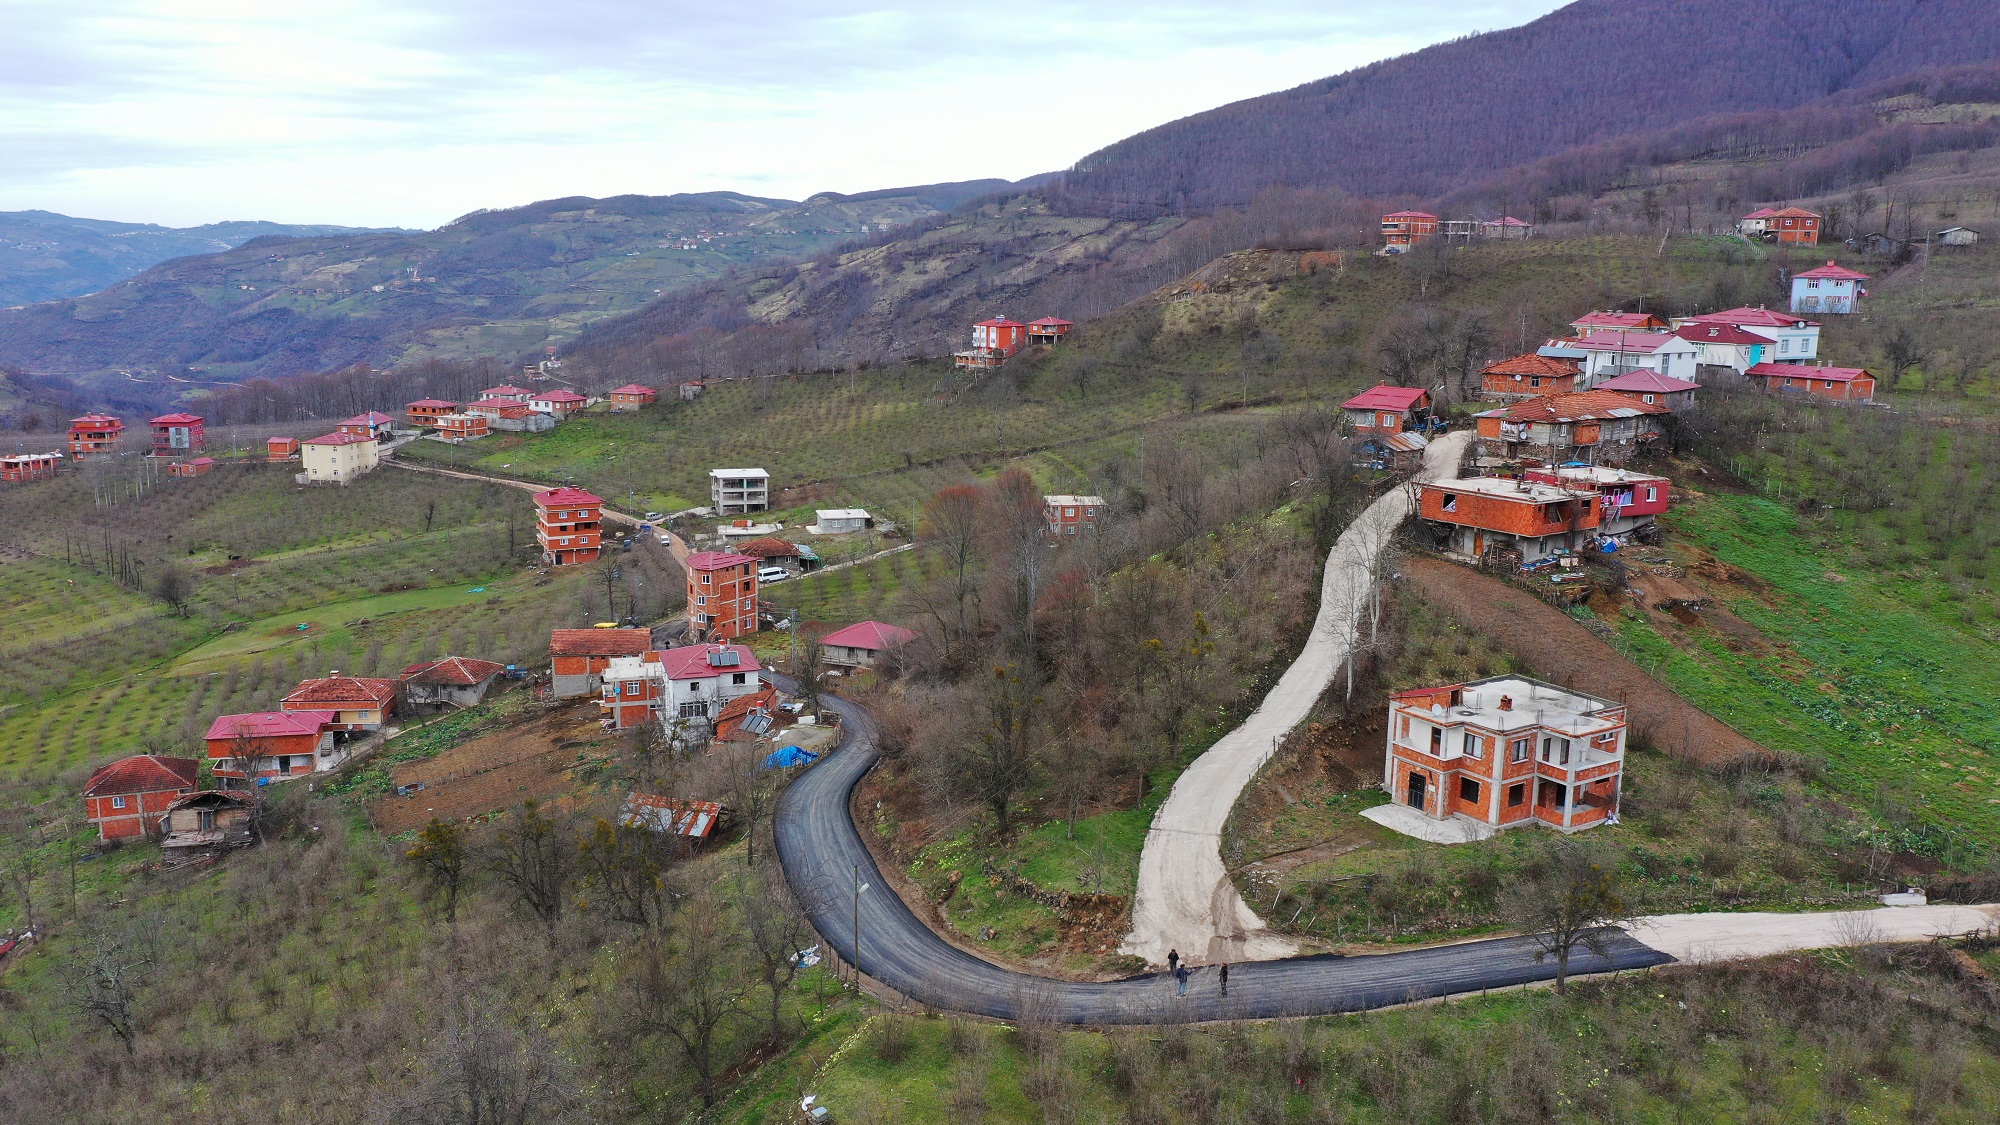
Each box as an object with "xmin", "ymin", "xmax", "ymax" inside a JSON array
[{"xmin": 851, "ymin": 864, "xmax": 868, "ymax": 990}]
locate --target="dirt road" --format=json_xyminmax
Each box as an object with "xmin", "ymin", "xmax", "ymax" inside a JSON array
[
  {"xmin": 385, "ymin": 457, "xmax": 689, "ymax": 564},
  {"xmin": 1629, "ymin": 904, "xmax": 2000, "ymax": 962},
  {"xmin": 1121, "ymin": 431, "xmax": 1471, "ymax": 968}
]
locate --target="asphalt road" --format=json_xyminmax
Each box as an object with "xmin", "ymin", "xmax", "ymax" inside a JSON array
[{"xmin": 770, "ymin": 675, "xmax": 1674, "ymax": 1025}]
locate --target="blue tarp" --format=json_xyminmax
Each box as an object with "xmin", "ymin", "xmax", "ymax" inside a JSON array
[{"xmin": 761, "ymin": 745, "xmax": 819, "ymax": 770}]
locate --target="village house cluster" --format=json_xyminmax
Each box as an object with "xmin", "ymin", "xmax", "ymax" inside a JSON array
[{"xmin": 951, "ymin": 314, "xmax": 1073, "ymax": 370}]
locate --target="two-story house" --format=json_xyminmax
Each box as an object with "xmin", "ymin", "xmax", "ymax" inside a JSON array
[
  {"xmin": 1472, "ymin": 391, "xmax": 1669, "ymax": 466},
  {"xmin": 1418, "ymin": 477, "xmax": 1602, "ymax": 564},
  {"xmin": 1521, "ymin": 465, "xmax": 1669, "ymax": 536},
  {"xmin": 598, "ymin": 644, "xmax": 763, "ymax": 730},
  {"xmin": 82, "ymin": 755, "xmax": 199, "ymax": 840},
  {"xmin": 205, "ymin": 710, "xmax": 340, "ymax": 785},
  {"xmin": 278, "ymin": 676, "xmax": 399, "ymax": 732},
  {"xmin": 550, "ymin": 627, "xmax": 653, "ymax": 698},
  {"xmin": 1790, "ymin": 261, "xmax": 1869, "ymax": 315},
  {"xmin": 1673, "ymin": 307, "xmax": 1820, "ymax": 362},
  {"xmin": 1480, "ymin": 354, "xmax": 1579, "ymax": 401},
  {"xmin": 1384, "ymin": 675, "xmax": 1626, "ymax": 834},
  {"xmin": 1569, "ymin": 331, "xmax": 1700, "ymax": 386}
]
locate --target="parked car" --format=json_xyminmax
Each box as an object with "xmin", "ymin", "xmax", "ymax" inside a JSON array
[
  {"xmin": 758, "ymin": 566, "xmax": 792, "ymax": 584},
  {"xmin": 644, "ymin": 511, "xmax": 666, "ymax": 522}
]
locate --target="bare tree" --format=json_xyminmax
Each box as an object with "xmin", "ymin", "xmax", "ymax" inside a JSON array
[
  {"xmin": 627, "ymin": 885, "xmax": 746, "ymax": 1107},
  {"xmin": 923, "ymin": 484, "xmax": 984, "ymax": 648},
  {"xmin": 943, "ymin": 664, "xmax": 1043, "ymax": 835},
  {"xmin": 738, "ymin": 866, "xmax": 815, "ymax": 1046},
  {"xmin": 372, "ymin": 989, "xmax": 582, "ymax": 1125},
  {"xmin": 1501, "ymin": 840, "xmax": 1632, "ymax": 994},
  {"xmin": 153, "ymin": 564, "xmax": 198, "ymax": 618},
  {"xmin": 60, "ymin": 928, "xmax": 149, "ymax": 1055},
  {"xmin": 574, "ymin": 816, "xmax": 676, "ymax": 929},
  {"xmin": 405, "ymin": 818, "xmax": 470, "ymax": 926},
  {"xmin": 487, "ymin": 799, "xmax": 576, "ymax": 930}
]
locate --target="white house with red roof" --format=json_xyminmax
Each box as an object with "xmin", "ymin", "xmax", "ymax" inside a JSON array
[
  {"xmin": 300, "ymin": 431, "xmax": 381, "ymax": 483},
  {"xmin": 1673, "ymin": 307, "xmax": 1820, "ymax": 362},
  {"xmin": 82, "ymin": 755, "xmax": 200, "ymax": 840},
  {"xmin": 529, "ymin": 388, "xmax": 589, "ymax": 417},
  {"xmin": 1568, "ymin": 331, "xmax": 1699, "ymax": 385},
  {"xmin": 598, "ymin": 643, "xmax": 763, "ymax": 730},
  {"xmin": 1671, "ymin": 322, "xmax": 1772, "ymax": 375},
  {"xmin": 1790, "ymin": 261, "xmax": 1869, "ymax": 315},
  {"xmin": 821, "ymin": 620, "xmax": 920, "ymax": 670},
  {"xmin": 1568, "ymin": 311, "xmax": 1666, "ymax": 336},
  {"xmin": 1341, "ymin": 385, "xmax": 1432, "ymax": 437},
  {"xmin": 480, "ymin": 384, "xmax": 536, "ymax": 402}
]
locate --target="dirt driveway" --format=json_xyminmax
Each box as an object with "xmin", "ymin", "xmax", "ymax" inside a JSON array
[{"xmin": 1403, "ymin": 555, "xmax": 1765, "ymax": 765}]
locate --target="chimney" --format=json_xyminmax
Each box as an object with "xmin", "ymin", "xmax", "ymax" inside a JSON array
[{"xmin": 1499, "ymin": 695, "xmax": 1513, "ymax": 711}]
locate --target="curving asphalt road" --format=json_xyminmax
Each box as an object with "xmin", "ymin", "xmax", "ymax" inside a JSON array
[{"xmin": 770, "ymin": 675, "xmax": 1674, "ymax": 1024}]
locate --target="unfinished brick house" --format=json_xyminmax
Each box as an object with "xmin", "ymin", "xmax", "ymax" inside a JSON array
[
  {"xmin": 686, "ymin": 551, "xmax": 758, "ymax": 641},
  {"xmin": 1385, "ymin": 675, "xmax": 1626, "ymax": 834},
  {"xmin": 0, "ymin": 452, "xmax": 62, "ymax": 482},
  {"xmin": 1569, "ymin": 311, "xmax": 1667, "ymax": 336},
  {"xmin": 1418, "ymin": 477, "xmax": 1601, "ymax": 564},
  {"xmin": 82, "ymin": 754, "xmax": 199, "ymax": 840},
  {"xmin": 1472, "ymin": 391, "xmax": 1668, "ymax": 466},
  {"xmin": 550, "ymin": 627, "xmax": 653, "ymax": 698},
  {"xmin": 1479, "ymin": 354, "xmax": 1579, "ymax": 401},
  {"xmin": 1522, "ymin": 465, "xmax": 1669, "ymax": 536}
]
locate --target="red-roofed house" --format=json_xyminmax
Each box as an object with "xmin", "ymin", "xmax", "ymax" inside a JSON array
[
  {"xmin": 1569, "ymin": 331, "xmax": 1699, "ymax": 385},
  {"xmin": 954, "ymin": 316, "xmax": 1029, "ymax": 370},
  {"xmin": 82, "ymin": 755, "xmax": 199, "ymax": 840},
  {"xmin": 407, "ymin": 399, "xmax": 459, "ymax": 426},
  {"xmin": 1, "ymin": 452, "xmax": 63, "ymax": 482},
  {"xmin": 534, "ymin": 486, "xmax": 603, "ymax": 566},
  {"xmin": 149, "ymin": 413, "xmax": 205, "ymax": 455},
  {"xmin": 336, "ymin": 411, "xmax": 395, "ymax": 440},
  {"xmin": 434, "ymin": 412, "xmax": 491, "ymax": 441},
  {"xmin": 1569, "ymin": 312, "xmax": 1666, "ymax": 336},
  {"xmin": 1791, "ymin": 261, "xmax": 1869, "ymax": 315},
  {"xmin": 1480, "ymin": 354, "xmax": 1579, "ymax": 401},
  {"xmin": 300, "ymin": 431, "xmax": 380, "ymax": 483},
  {"xmin": 167, "ymin": 456, "xmax": 216, "ymax": 478},
  {"xmin": 529, "ymin": 388, "xmax": 589, "ymax": 418},
  {"xmin": 1592, "ymin": 369, "xmax": 1700, "ymax": 412},
  {"xmin": 68, "ymin": 414, "xmax": 124, "ymax": 458},
  {"xmin": 279, "ymin": 677, "xmax": 399, "ymax": 731},
  {"xmin": 400, "ymin": 656, "xmax": 508, "ymax": 708},
  {"xmin": 1473, "ymin": 391, "xmax": 1669, "ymax": 465},
  {"xmin": 1027, "ymin": 317, "xmax": 1073, "ymax": 345},
  {"xmin": 204, "ymin": 710, "xmax": 340, "ymax": 784},
  {"xmin": 598, "ymin": 644, "xmax": 762, "ymax": 729},
  {"xmin": 607, "ymin": 384, "xmax": 657, "ymax": 411},
  {"xmin": 1737, "ymin": 206, "xmax": 1820, "ymax": 245},
  {"xmin": 1481, "ymin": 216, "xmax": 1533, "ymax": 240},
  {"xmin": 1675, "ymin": 307, "xmax": 1820, "ymax": 362},
  {"xmin": 1672, "ymin": 322, "xmax": 1771, "ymax": 376},
  {"xmin": 266, "ymin": 436, "xmax": 300, "ymax": 462},
  {"xmin": 821, "ymin": 620, "xmax": 919, "ymax": 670},
  {"xmin": 1381, "ymin": 210, "xmax": 1438, "ymax": 252},
  {"xmin": 687, "ymin": 551, "xmax": 758, "ymax": 641},
  {"xmin": 1341, "ymin": 385, "xmax": 1432, "ymax": 437},
  {"xmin": 1745, "ymin": 363, "xmax": 1876, "ymax": 403},
  {"xmin": 550, "ymin": 627, "xmax": 653, "ymax": 698},
  {"xmin": 480, "ymin": 384, "xmax": 536, "ymax": 403}
]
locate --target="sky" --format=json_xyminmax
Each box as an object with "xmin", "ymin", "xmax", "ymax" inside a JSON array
[{"xmin": 2, "ymin": 0, "xmax": 1570, "ymax": 230}]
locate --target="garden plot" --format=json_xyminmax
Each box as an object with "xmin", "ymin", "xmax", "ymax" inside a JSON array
[{"xmin": 369, "ymin": 703, "xmax": 617, "ymax": 834}]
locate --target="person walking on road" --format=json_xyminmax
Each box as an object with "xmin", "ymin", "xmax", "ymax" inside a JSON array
[
  {"xmin": 1167, "ymin": 949, "xmax": 1179, "ymax": 973},
  {"xmin": 1219, "ymin": 963, "xmax": 1229, "ymax": 994},
  {"xmin": 1174, "ymin": 964, "xmax": 1191, "ymax": 996}
]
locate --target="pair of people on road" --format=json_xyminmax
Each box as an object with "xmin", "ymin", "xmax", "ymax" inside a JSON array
[{"xmin": 1166, "ymin": 950, "xmax": 1230, "ymax": 997}]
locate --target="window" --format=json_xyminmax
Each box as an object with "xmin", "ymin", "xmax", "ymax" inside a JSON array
[
  {"xmin": 700, "ymin": 573, "xmax": 711, "ymax": 585},
  {"xmin": 1779, "ymin": 339, "xmax": 1790, "ymax": 354},
  {"xmin": 1463, "ymin": 732, "xmax": 1482, "ymax": 759},
  {"xmin": 1529, "ymin": 376, "xmax": 1541, "ymax": 388},
  {"xmin": 1540, "ymin": 737, "xmax": 1552, "ymax": 763},
  {"xmin": 1645, "ymin": 486, "xmax": 1657, "ymax": 502},
  {"xmin": 1064, "ymin": 507, "xmax": 1076, "ymax": 518},
  {"xmin": 1785, "ymin": 378, "xmax": 1795, "ymax": 387},
  {"xmin": 1825, "ymin": 381, "xmax": 1836, "ymax": 390},
  {"xmin": 678, "ymin": 701, "xmax": 707, "ymax": 719},
  {"xmin": 1508, "ymin": 783, "xmax": 1525, "ymax": 807},
  {"xmin": 1429, "ymin": 727, "xmax": 1443, "ymax": 754},
  {"xmin": 1807, "ymin": 279, "xmax": 1820, "ymax": 289},
  {"xmin": 1459, "ymin": 778, "xmax": 1481, "ymax": 803},
  {"xmin": 623, "ymin": 680, "xmax": 641, "ymax": 696},
  {"xmin": 731, "ymin": 672, "xmax": 746, "ymax": 685},
  {"xmin": 1511, "ymin": 737, "xmax": 1530, "ymax": 762},
  {"xmin": 111, "ymin": 795, "xmax": 127, "ymax": 809},
  {"xmin": 1642, "ymin": 394, "xmax": 1655, "ymax": 404},
  {"xmin": 695, "ymin": 596, "xmax": 707, "ymax": 606},
  {"xmin": 1441, "ymin": 493, "xmax": 1458, "ymax": 513}
]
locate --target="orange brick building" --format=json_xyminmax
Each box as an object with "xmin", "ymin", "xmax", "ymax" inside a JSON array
[
  {"xmin": 68, "ymin": 414, "xmax": 124, "ymax": 458},
  {"xmin": 266, "ymin": 436, "xmax": 300, "ymax": 461},
  {"xmin": 534, "ymin": 485, "xmax": 604, "ymax": 566},
  {"xmin": 1340, "ymin": 385, "xmax": 1432, "ymax": 437},
  {"xmin": 550, "ymin": 627, "xmax": 653, "ymax": 698},
  {"xmin": 1386, "ymin": 676, "xmax": 1626, "ymax": 833},
  {"xmin": 687, "ymin": 550, "xmax": 759, "ymax": 641},
  {"xmin": 82, "ymin": 755, "xmax": 199, "ymax": 840},
  {"xmin": 1738, "ymin": 206, "xmax": 1820, "ymax": 245},
  {"xmin": 1745, "ymin": 362, "xmax": 1876, "ymax": 403},
  {"xmin": 1380, "ymin": 210, "xmax": 1438, "ymax": 251},
  {"xmin": 205, "ymin": 711, "xmax": 339, "ymax": 784},
  {"xmin": 1027, "ymin": 317, "xmax": 1073, "ymax": 344},
  {"xmin": 607, "ymin": 384, "xmax": 657, "ymax": 411},
  {"xmin": 1418, "ymin": 476, "xmax": 1601, "ymax": 564},
  {"xmin": 149, "ymin": 412, "xmax": 205, "ymax": 455},
  {"xmin": 407, "ymin": 399, "xmax": 459, "ymax": 426},
  {"xmin": 0, "ymin": 452, "xmax": 62, "ymax": 482},
  {"xmin": 1480, "ymin": 354, "xmax": 1579, "ymax": 401}
]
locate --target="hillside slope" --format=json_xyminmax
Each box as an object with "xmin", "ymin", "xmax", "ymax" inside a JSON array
[
  {"xmin": 0, "ymin": 210, "xmax": 399, "ymax": 307},
  {"xmin": 0, "ymin": 180, "xmax": 1023, "ymax": 387},
  {"xmin": 1054, "ymin": 0, "xmax": 2000, "ymax": 213}
]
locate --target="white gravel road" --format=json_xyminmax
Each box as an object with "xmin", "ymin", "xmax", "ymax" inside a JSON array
[
  {"xmin": 1122, "ymin": 430, "xmax": 1471, "ymax": 967},
  {"xmin": 1626, "ymin": 903, "xmax": 2000, "ymax": 962}
]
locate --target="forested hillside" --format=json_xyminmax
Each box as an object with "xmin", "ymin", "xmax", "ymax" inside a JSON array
[{"xmin": 1054, "ymin": 0, "xmax": 2000, "ymax": 213}]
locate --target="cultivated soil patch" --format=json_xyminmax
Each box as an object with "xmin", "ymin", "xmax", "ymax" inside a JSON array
[
  {"xmin": 1404, "ymin": 555, "xmax": 1766, "ymax": 765},
  {"xmin": 369, "ymin": 705, "xmax": 616, "ymax": 833}
]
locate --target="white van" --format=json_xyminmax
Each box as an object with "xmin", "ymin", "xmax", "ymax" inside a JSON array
[{"xmin": 757, "ymin": 566, "xmax": 792, "ymax": 584}]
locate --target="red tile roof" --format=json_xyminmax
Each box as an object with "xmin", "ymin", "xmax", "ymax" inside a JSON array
[
  {"xmin": 1569, "ymin": 331, "xmax": 1680, "ymax": 354},
  {"xmin": 401, "ymin": 656, "xmax": 507, "ymax": 686},
  {"xmin": 549, "ymin": 628, "xmax": 652, "ymax": 656},
  {"xmin": 1795, "ymin": 261, "xmax": 1870, "ymax": 280},
  {"xmin": 70, "ymin": 413, "xmax": 122, "ymax": 424},
  {"xmin": 608, "ymin": 384, "xmax": 656, "ymax": 396},
  {"xmin": 407, "ymin": 398, "xmax": 458, "ymax": 409},
  {"xmin": 149, "ymin": 413, "xmax": 204, "ymax": 425},
  {"xmin": 1745, "ymin": 363, "xmax": 1873, "ymax": 383},
  {"xmin": 1686, "ymin": 307, "xmax": 1815, "ymax": 329},
  {"xmin": 1383, "ymin": 210, "xmax": 1438, "ymax": 219},
  {"xmin": 1341, "ymin": 385, "xmax": 1429, "ymax": 411},
  {"xmin": 1594, "ymin": 370, "xmax": 1701, "ymax": 394},
  {"xmin": 204, "ymin": 711, "xmax": 336, "ymax": 741},
  {"xmin": 820, "ymin": 620, "xmax": 919, "ymax": 651},
  {"xmin": 82, "ymin": 754, "xmax": 199, "ymax": 797},
  {"xmin": 481, "ymin": 385, "xmax": 535, "ymax": 396},
  {"xmin": 1672, "ymin": 323, "xmax": 1770, "ymax": 345},
  {"xmin": 1570, "ymin": 311, "xmax": 1663, "ymax": 330},
  {"xmin": 303, "ymin": 431, "xmax": 369, "ymax": 446},
  {"xmin": 657, "ymin": 644, "xmax": 762, "ymax": 680},
  {"xmin": 280, "ymin": 677, "xmax": 399, "ymax": 707},
  {"xmin": 534, "ymin": 389, "xmax": 588, "ymax": 403},
  {"xmin": 714, "ymin": 686, "xmax": 779, "ymax": 740},
  {"xmin": 1481, "ymin": 353, "xmax": 1577, "ymax": 378},
  {"xmin": 975, "ymin": 317, "xmax": 1027, "ymax": 328},
  {"xmin": 1029, "ymin": 317, "xmax": 1073, "ymax": 327},
  {"xmin": 1486, "ymin": 216, "xmax": 1531, "ymax": 227},
  {"xmin": 687, "ymin": 550, "xmax": 756, "ymax": 571},
  {"xmin": 1741, "ymin": 207, "xmax": 1781, "ymax": 219},
  {"xmin": 1500, "ymin": 391, "xmax": 1669, "ymax": 423},
  {"xmin": 341, "ymin": 411, "xmax": 394, "ymax": 425},
  {"xmin": 533, "ymin": 486, "xmax": 604, "ymax": 507}
]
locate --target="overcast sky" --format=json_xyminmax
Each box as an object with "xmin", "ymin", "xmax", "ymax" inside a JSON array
[{"xmin": 2, "ymin": 0, "xmax": 1569, "ymax": 230}]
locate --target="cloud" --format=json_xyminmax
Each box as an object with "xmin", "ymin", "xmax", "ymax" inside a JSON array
[{"xmin": 0, "ymin": 0, "xmax": 1568, "ymax": 227}]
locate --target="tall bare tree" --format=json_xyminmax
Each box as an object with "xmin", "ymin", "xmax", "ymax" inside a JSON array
[{"xmin": 1502, "ymin": 840, "xmax": 1632, "ymax": 994}]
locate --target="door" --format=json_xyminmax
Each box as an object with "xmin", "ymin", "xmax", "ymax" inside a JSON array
[{"xmin": 1406, "ymin": 771, "xmax": 1427, "ymax": 810}]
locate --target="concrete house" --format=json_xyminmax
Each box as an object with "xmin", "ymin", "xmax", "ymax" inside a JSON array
[
  {"xmin": 1, "ymin": 452, "xmax": 63, "ymax": 482},
  {"xmin": 1674, "ymin": 308, "xmax": 1820, "ymax": 362},
  {"xmin": 82, "ymin": 755, "xmax": 199, "ymax": 841},
  {"xmin": 1380, "ymin": 210, "xmax": 1438, "ymax": 252},
  {"xmin": 529, "ymin": 389, "xmax": 589, "ymax": 418},
  {"xmin": 812, "ymin": 508, "xmax": 872, "ymax": 534},
  {"xmin": 1522, "ymin": 465, "xmax": 1669, "ymax": 535},
  {"xmin": 1737, "ymin": 206, "xmax": 1821, "ymax": 244},
  {"xmin": 710, "ymin": 468, "xmax": 771, "ymax": 514},
  {"xmin": 300, "ymin": 431, "xmax": 381, "ymax": 483},
  {"xmin": 820, "ymin": 620, "xmax": 919, "ymax": 670},
  {"xmin": 599, "ymin": 644, "xmax": 763, "ymax": 730},
  {"xmin": 400, "ymin": 656, "xmax": 507, "ymax": 708},
  {"xmin": 1570, "ymin": 331, "xmax": 1699, "ymax": 386},
  {"xmin": 1385, "ymin": 676, "xmax": 1626, "ymax": 835},
  {"xmin": 1671, "ymin": 322, "xmax": 1770, "ymax": 376}
]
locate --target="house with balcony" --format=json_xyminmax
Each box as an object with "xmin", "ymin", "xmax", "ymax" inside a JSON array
[
  {"xmin": 67, "ymin": 414, "xmax": 124, "ymax": 458},
  {"xmin": 534, "ymin": 486, "xmax": 604, "ymax": 566},
  {"xmin": 407, "ymin": 399, "xmax": 459, "ymax": 427},
  {"xmin": 0, "ymin": 452, "xmax": 62, "ymax": 482},
  {"xmin": 1671, "ymin": 321, "xmax": 1771, "ymax": 377},
  {"xmin": 1522, "ymin": 465, "xmax": 1669, "ymax": 535},
  {"xmin": 598, "ymin": 644, "xmax": 763, "ymax": 731},
  {"xmin": 336, "ymin": 412, "xmax": 395, "ymax": 441},
  {"xmin": 1027, "ymin": 317, "xmax": 1073, "ymax": 344},
  {"xmin": 1419, "ymin": 476, "xmax": 1601, "ymax": 564},
  {"xmin": 1383, "ymin": 675, "xmax": 1626, "ymax": 834},
  {"xmin": 1472, "ymin": 391, "xmax": 1668, "ymax": 466},
  {"xmin": 709, "ymin": 468, "xmax": 771, "ymax": 514},
  {"xmin": 300, "ymin": 431, "xmax": 381, "ymax": 483},
  {"xmin": 1790, "ymin": 261, "xmax": 1869, "ymax": 315},
  {"xmin": 1380, "ymin": 210, "xmax": 1438, "ymax": 252},
  {"xmin": 953, "ymin": 317, "xmax": 1029, "ymax": 369},
  {"xmin": 149, "ymin": 413, "xmax": 205, "ymax": 455},
  {"xmin": 204, "ymin": 710, "xmax": 340, "ymax": 785}
]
